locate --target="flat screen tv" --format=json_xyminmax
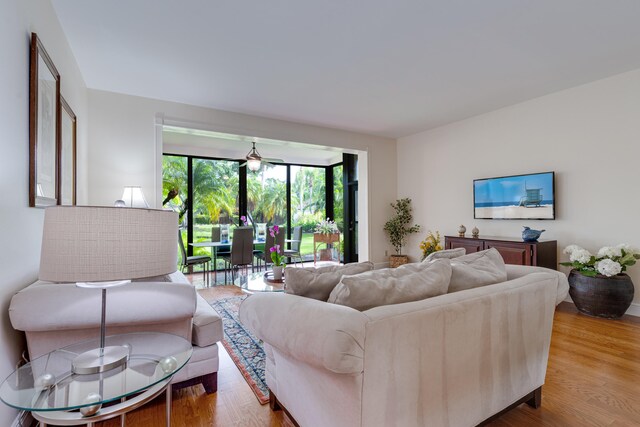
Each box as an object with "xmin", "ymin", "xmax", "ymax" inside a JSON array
[{"xmin": 474, "ymin": 172, "xmax": 555, "ymax": 220}]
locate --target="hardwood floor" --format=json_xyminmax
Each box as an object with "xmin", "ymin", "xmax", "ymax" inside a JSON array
[{"xmin": 98, "ymin": 285, "xmax": 640, "ymax": 426}]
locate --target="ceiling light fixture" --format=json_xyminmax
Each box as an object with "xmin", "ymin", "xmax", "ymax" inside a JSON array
[{"xmin": 246, "ymin": 141, "xmax": 263, "ymax": 171}]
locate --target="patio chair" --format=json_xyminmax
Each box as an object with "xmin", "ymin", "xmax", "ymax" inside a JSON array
[
  {"xmin": 211, "ymin": 226, "xmax": 231, "ymax": 275},
  {"xmin": 178, "ymin": 230, "xmax": 210, "ymax": 286},
  {"xmin": 221, "ymin": 227, "xmax": 254, "ymax": 284},
  {"xmin": 284, "ymin": 226, "xmax": 304, "ymax": 266}
]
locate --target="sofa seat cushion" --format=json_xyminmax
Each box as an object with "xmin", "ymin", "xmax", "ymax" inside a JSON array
[
  {"xmin": 448, "ymin": 248, "xmax": 507, "ymax": 293},
  {"xmin": 327, "ymin": 259, "xmax": 452, "ymax": 311},
  {"xmin": 284, "ymin": 262, "xmax": 374, "ymax": 301},
  {"xmin": 192, "ymin": 294, "xmax": 223, "ymax": 347}
]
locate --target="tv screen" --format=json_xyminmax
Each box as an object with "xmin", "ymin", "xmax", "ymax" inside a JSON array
[{"xmin": 474, "ymin": 172, "xmax": 555, "ymax": 220}]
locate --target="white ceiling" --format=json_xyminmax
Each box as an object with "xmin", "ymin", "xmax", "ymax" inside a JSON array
[
  {"xmin": 162, "ymin": 126, "xmax": 344, "ymax": 165},
  {"xmin": 52, "ymin": 0, "xmax": 640, "ymax": 138}
]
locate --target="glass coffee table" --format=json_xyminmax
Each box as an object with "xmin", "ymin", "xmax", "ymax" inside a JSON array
[
  {"xmin": 234, "ymin": 272, "xmax": 285, "ymax": 293},
  {"xmin": 0, "ymin": 332, "xmax": 192, "ymax": 426}
]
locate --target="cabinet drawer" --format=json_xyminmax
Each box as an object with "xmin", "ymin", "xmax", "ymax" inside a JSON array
[
  {"xmin": 446, "ymin": 238, "xmax": 484, "ymax": 254},
  {"xmin": 484, "ymin": 241, "xmax": 531, "ymax": 266}
]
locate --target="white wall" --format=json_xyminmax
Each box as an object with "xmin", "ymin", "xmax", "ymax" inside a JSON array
[
  {"xmin": 398, "ymin": 68, "xmax": 640, "ymax": 311},
  {"xmin": 88, "ymin": 90, "xmax": 396, "ymax": 264},
  {"xmin": 0, "ymin": 0, "xmax": 88, "ymax": 424}
]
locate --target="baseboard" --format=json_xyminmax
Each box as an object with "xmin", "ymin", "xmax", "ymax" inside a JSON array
[
  {"xmin": 563, "ymin": 296, "xmax": 640, "ymax": 318},
  {"xmin": 625, "ymin": 302, "xmax": 640, "ymax": 317},
  {"xmin": 11, "ymin": 411, "xmax": 33, "ymax": 427}
]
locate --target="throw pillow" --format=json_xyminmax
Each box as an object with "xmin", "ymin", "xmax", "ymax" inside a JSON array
[
  {"xmin": 327, "ymin": 259, "xmax": 452, "ymax": 311},
  {"xmin": 284, "ymin": 262, "xmax": 374, "ymax": 301},
  {"xmin": 422, "ymin": 247, "xmax": 466, "ymax": 263},
  {"xmin": 448, "ymin": 248, "xmax": 507, "ymax": 293}
]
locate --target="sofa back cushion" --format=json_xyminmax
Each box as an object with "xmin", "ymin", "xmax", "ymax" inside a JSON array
[
  {"xmin": 327, "ymin": 259, "xmax": 452, "ymax": 311},
  {"xmin": 448, "ymin": 248, "xmax": 507, "ymax": 293},
  {"xmin": 285, "ymin": 262, "xmax": 374, "ymax": 301},
  {"xmin": 423, "ymin": 247, "xmax": 466, "ymax": 263}
]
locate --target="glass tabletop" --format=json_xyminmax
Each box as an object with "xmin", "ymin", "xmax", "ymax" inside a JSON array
[
  {"xmin": 0, "ymin": 332, "xmax": 192, "ymax": 412},
  {"xmin": 234, "ymin": 272, "xmax": 285, "ymax": 293}
]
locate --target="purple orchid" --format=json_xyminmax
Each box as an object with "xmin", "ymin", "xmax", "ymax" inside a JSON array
[
  {"xmin": 270, "ymin": 243, "xmax": 284, "ymax": 266},
  {"xmin": 240, "ymin": 215, "xmax": 248, "ymax": 226}
]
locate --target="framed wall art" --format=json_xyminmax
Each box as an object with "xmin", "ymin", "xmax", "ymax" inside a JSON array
[
  {"xmin": 59, "ymin": 96, "xmax": 77, "ymax": 205},
  {"xmin": 29, "ymin": 32, "xmax": 60, "ymax": 207}
]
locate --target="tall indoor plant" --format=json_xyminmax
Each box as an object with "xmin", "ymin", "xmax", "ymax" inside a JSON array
[
  {"xmin": 561, "ymin": 244, "xmax": 639, "ymax": 318},
  {"xmin": 384, "ymin": 198, "xmax": 420, "ymax": 267}
]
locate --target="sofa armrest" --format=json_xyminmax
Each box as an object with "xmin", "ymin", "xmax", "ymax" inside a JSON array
[
  {"xmin": 505, "ymin": 264, "xmax": 569, "ymax": 305},
  {"xmin": 10, "ymin": 280, "xmax": 197, "ymax": 332},
  {"xmin": 359, "ymin": 271, "xmax": 560, "ymax": 427},
  {"xmin": 239, "ymin": 293, "xmax": 368, "ymax": 374}
]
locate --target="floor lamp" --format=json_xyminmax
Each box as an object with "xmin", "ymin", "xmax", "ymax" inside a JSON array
[{"xmin": 39, "ymin": 206, "xmax": 178, "ymax": 374}]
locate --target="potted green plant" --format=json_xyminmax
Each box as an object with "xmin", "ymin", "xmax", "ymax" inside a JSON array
[
  {"xmin": 384, "ymin": 198, "xmax": 420, "ymax": 267},
  {"xmin": 561, "ymin": 244, "xmax": 639, "ymax": 318}
]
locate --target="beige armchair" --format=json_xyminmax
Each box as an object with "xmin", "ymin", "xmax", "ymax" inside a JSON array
[{"xmin": 8, "ymin": 206, "xmax": 223, "ymax": 393}]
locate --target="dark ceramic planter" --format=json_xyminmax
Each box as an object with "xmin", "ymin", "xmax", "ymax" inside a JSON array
[{"xmin": 568, "ymin": 270, "xmax": 634, "ymax": 319}]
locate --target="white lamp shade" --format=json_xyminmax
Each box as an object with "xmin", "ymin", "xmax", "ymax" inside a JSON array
[
  {"xmin": 39, "ymin": 206, "xmax": 178, "ymax": 282},
  {"xmin": 121, "ymin": 186, "xmax": 149, "ymax": 208},
  {"xmin": 247, "ymin": 159, "xmax": 261, "ymax": 171}
]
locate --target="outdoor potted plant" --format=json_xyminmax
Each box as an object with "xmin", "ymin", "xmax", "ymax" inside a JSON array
[
  {"xmin": 314, "ymin": 218, "xmax": 340, "ymax": 261},
  {"xmin": 561, "ymin": 244, "xmax": 639, "ymax": 318},
  {"xmin": 384, "ymin": 198, "xmax": 420, "ymax": 267}
]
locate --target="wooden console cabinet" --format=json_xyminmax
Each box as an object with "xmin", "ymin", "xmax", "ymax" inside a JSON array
[{"xmin": 444, "ymin": 236, "xmax": 557, "ymax": 270}]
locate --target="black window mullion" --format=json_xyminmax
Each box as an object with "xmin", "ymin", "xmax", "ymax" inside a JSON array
[
  {"xmin": 325, "ymin": 166, "xmax": 334, "ymax": 221},
  {"xmin": 286, "ymin": 164, "xmax": 292, "ymax": 242},
  {"xmin": 187, "ymin": 156, "xmax": 194, "ymax": 257},
  {"xmin": 239, "ymin": 161, "xmax": 247, "ymax": 218}
]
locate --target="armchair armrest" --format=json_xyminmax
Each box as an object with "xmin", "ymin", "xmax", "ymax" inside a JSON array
[
  {"xmin": 10, "ymin": 280, "xmax": 197, "ymax": 332},
  {"xmin": 239, "ymin": 293, "xmax": 368, "ymax": 374}
]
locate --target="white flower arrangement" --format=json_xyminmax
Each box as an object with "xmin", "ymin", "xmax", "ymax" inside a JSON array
[
  {"xmin": 315, "ymin": 218, "xmax": 339, "ymax": 235},
  {"xmin": 595, "ymin": 259, "xmax": 623, "ymax": 277},
  {"xmin": 562, "ymin": 243, "xmax": 640, "ymax": 277}
]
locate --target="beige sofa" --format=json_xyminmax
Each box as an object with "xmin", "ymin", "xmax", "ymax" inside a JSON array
[
  {"xmin": 9, "ymin": 271, "xmax": 223, "ymax": 393},
  {"xmin": 239, "ymin": 264, "xmax": 569, "ymax": 427}
]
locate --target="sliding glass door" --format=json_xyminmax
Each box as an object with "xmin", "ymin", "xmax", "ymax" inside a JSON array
[
  {"xmin": 290, "ymin": 166, "xmax": 326, "ymax": 260},
  {"xmin": 192, "ymin": 158, "xmax": 239, "ymax": 258},
  {"xmin": 247, "ymin": 164, "xmax": 288, "ymax": 227},
  {"xmin": 162, "ymin": 155, "xmax": 189, "ymax": 264},
  {"xmin": 163, "ymin": 152, "xmax": 354, "ymax": 268}
]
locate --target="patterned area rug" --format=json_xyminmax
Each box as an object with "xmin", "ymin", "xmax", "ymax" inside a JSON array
[{"xmin": 210, "ymin": 296, "xmax": 269, "ymax": 404}]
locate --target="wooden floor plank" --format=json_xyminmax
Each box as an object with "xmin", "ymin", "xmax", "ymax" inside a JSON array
[{"xmin": 97, "ymin": 283, "xmax": 640, "ymax": 427}]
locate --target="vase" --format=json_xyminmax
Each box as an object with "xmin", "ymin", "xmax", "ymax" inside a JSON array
[
  {"xmin": 219, "ymin": 224, "xmax": 230, "ymax": 243},
  {"xmin": 568, "ymin": 270, "xmax": 634, "ymax": 319},
  {"xmin": 272, "ymin": 266, "xmax": 283, "ymax": 281},
  {"xmin": 256, "ymin": 223, "xmax": 267, "ymax": 242}
]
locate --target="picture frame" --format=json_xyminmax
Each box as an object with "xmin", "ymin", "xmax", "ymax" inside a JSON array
[
  {"xmin": 59, "ymin": 96, "xmax": 77, "ymax": 205},
  {"xmin": 29, "ymin": 32, "xmax": 60, "ymax": 208}
]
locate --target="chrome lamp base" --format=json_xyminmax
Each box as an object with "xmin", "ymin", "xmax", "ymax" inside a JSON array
[
  {"xmin": 73, "ymin": 280, "xmax": 131, "ymax": 375},
  {"xmin": 72, "ymin": 346, "xmax": 130, "ymax": 375}
]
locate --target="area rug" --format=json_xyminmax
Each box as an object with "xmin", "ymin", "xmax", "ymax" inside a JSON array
[{"xmin": 210, "ymin": 296, "xmax": 269, "ymax": 404}]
